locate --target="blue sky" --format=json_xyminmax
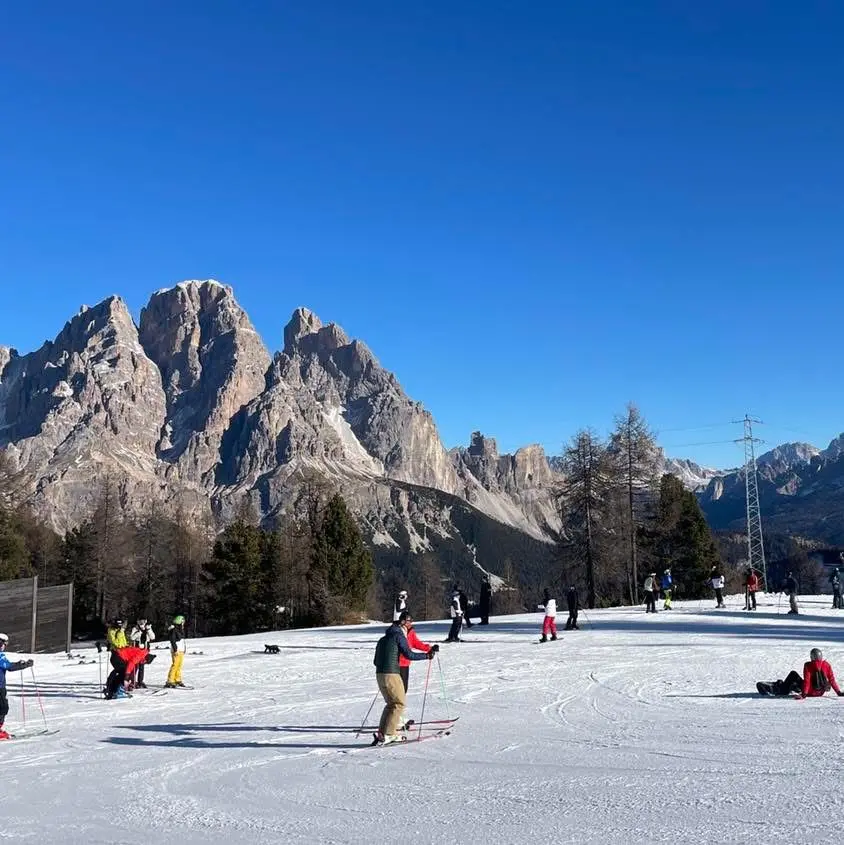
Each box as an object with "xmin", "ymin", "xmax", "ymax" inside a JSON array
[{"xmin": 2, "ymin": 1, "xmax": 843, "ymax": 468}]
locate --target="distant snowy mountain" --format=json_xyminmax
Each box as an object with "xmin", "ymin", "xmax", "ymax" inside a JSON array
[{"xmin": 662, "ymin": 457, "xmax": 724, "ymax": 491}]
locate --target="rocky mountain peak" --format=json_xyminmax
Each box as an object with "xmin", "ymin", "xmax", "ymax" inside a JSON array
[
  {"xmin": 283, "ymin": 308, "xmax": 350, "ymax": 359},
  {"xmin": 468, "ymin": 431, "xmax": 499, "ymax": 461},
  {"xmin": 138, "ymin": 280, "xmax": 271, "ymax": 480}
]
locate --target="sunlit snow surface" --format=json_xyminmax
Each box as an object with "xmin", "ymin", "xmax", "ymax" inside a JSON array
[{"xmin": 7, "ymin": 595, "xmax": 844, "ymax": 844}]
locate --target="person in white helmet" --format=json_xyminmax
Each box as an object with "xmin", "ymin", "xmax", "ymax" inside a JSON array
[
  {"xmin": 393, "ymin": 590, "xmax": 408, "ymax": 622},
  {"xmin": 0, "ymin": 634, "xmax": 34, "ymax": 740}
]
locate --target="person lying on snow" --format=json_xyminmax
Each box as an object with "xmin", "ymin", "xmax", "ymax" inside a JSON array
[{"xmin": 757, "ymin": 648, "xmax": 843, "ymax": 698}]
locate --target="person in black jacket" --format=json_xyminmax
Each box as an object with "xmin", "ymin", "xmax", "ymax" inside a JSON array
[
  {"xmin": 565, "ymin": 586, "xmax": 580, "ymax": 630},
  {"xmin": 479, "ymin": 578, "xmax": 492, "ymax": 625},
  {"xmin": 831, "ymin": 565, "xmax": 842, "ymax": 610},
  {"xmin": 459, "ymin": 588, "xmax": 473, "ymax": 628},
  {"xmin": 784, "ymin": 572, "xmax": 799, "ymax": 615}
]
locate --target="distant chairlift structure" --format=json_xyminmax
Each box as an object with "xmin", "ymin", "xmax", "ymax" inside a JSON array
[{"xmin": 734, "ymin": 415, "xmax": 769, "ymax": 592}]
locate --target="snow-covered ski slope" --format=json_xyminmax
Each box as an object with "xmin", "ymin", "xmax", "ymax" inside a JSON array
[{"xmin": 7, "ymin": 595, "xmax": 844, "ymax": 845}]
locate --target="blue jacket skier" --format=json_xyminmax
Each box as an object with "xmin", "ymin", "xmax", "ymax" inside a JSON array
[
  {"xmin": 661, "ymin": 569, "xmax": 673, "ymax": 609},
  {"xmin": 0, "ymin": 633, "xmax": 34, "ymax": 740}
]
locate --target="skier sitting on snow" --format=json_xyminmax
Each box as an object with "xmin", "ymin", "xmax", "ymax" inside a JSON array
[
  {"xmin": 539, "ymin": 589, "xmax": 558, "ymax": 642},
  {"xmin": 372, "ymin": 613, "xmax": 437, "ymax": 745},
  {"xmin": 0, "ymin": 633, "xmax": 33, "ymax": 740},
  {"xmin": 104, "ymin": 646, "xmax": 155, "ymax": 700},
  {"xmin": 757, "ymin": 648, "xmax": 843, "ymax": 698}
]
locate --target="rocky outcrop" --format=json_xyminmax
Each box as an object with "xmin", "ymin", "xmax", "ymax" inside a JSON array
[
  {"xmin": 1, "ymin": 285, "xmax": 561, "ymax": 550},
  {"xmin": 139, "ymin": 281, "xmax": 271, "ymax": 483},
  {"xmin": 0, "ymin": 297, "xmax": 167, "ymax": 529}
]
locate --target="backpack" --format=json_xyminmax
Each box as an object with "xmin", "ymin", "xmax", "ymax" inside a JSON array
[
  {"xmin": 811, "ymin": 666, "xmax": 831, "ymax": 693},
  {"xmin": 373, "ymin": 635, "xmax": 387, "ymax": 667}
]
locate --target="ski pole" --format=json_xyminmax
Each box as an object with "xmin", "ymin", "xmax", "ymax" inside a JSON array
[
  {"xmin": 356, "ymin": 692, "xmax": 379, "ymax": 735},
  {"xmin": 30, "ymin": 666, "xmax": 48, "ymax": 730},
  {"xmin": 436, "ymin": 655, "xmax": 451, "ymax": 720},
  {"xmin": 417, "ymin": 657, "xmax": 433, "ymax": 742}
]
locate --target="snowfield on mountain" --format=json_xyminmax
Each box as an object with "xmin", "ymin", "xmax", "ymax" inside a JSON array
[{"xmin": 6, "ymin": 596, "xmax": 844, "ymax": 844}]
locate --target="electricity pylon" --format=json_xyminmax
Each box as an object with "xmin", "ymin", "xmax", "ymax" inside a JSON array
[{"xmin": 734, "ymin": 415, "xmax": 768, "ymax": 591}]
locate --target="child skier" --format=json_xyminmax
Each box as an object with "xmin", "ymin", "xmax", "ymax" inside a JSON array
[
  {"xmin": 0, "ymin": 634, "xmax": 33, "ymax": 739},
  {"xmin": 540, "ymin": 589, "xmax": 558, "ymax": 642},
  {"xmin": 165, "ymin": 615, "xmax": 187, "ymax": 688},
  {"xmin": 661, "ymin": 569, "xmax": 673, "ymax": 609}
]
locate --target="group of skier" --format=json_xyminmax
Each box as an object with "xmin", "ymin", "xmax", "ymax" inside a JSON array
[{"xmin": 102, "ymin": 614, "xmax": 188, "ymax": 699}]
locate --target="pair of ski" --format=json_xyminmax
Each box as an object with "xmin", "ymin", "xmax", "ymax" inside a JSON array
[
  {"xmin": 6, "ymin": 728, "xmax": 60, "ymax": 742},
  {"xmin": 363, "ymin": 717, "xmax": 459, "ymax": 748}
]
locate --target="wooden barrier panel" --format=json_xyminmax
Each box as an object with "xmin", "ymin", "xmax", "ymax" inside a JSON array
[
  {"xmin": 35, "ymin": 583, "xmax": 72, "ymax": 653},
  {"xmin": 0, "ymin": 577, "xmax": 37, "ymax": 653}
]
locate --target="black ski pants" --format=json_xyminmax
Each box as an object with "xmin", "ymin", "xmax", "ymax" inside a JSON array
[
  {"xmin": 446, "ymin": 617, "xmax": 462, "ymax": 641},
  {"xmin": 833, "ymin": 589, "xmax": 842, "ymax": 609},
  {"xmin": 106, "ymin": 655, "xmax": 128, "ymax": 699},
  {"xmin": 644, "ymin": 591, "xmax": 656, "ymax": 612},
  {"xmin": 715, "ymin": 588, "xmax": 724, "ymax": 606},
  {"xmin": 399, "ymin": 666, "xmax": 409, "ymax": 693},
  {"xmin": 746, "ymin": 591, "xmax": 757, "ymax": 610},
  {"xmin": 565, "ymin": 611, "xmax": 578, "ymax": 630},
  {"xmin": 774, "ymin": 671, "xmax": 803, "ymax": 696},
  {"xmin": 0, "ymin": 687, "xmax": 7, "ymax": 725}
]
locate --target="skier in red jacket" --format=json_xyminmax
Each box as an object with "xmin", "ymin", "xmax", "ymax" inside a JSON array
[
  {"xmin": 397, "ymin": 615, "xmax": 432, "ymax": 728},
  {"xmin": 745, "ymin": 569, "xmax": 760, "ymax": 611},
  {"xmin": 799, "ymin": 649, "xmax": 842, "ymax": 698},
  {"xmin": 757, "ymin": 648, "xmax": 843, "ymax": 697},
  {"xmin": 104, "ymin": 646, "xmax": 156, "ymax": 699}
]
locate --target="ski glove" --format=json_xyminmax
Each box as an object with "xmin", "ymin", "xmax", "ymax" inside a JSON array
[
  {"xmin": 24, "ymin": 659, "xmax": 33, "ymax": 668},
  {"xmin": 429, "ymin": 644, "xmax": 440, "ymax": 654},
  {"xmin": 837, "ymin": 691, "xmax": 844, "ymax": 697},
  {"xmin": 426, "ymin": 651, "xmax": 435, "ymax": 660}
]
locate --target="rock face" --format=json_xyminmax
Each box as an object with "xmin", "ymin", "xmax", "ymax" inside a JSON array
[
  {"xmin": 0, "ymin": 297, "xmax": 167, "ymax": 527},
  {"xmin": 1, "ymin": 284, "xmax": 561, "ymax": 559},
  {"xmin": 139, "ymin": 281, "xmax": 271, "ymax": 483},
  {"xmin": 698, "ymin": 438, "xmax": 844, "ymax": 543}
]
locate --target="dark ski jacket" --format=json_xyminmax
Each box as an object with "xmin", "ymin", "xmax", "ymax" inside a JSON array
[
  {"xmin": 566, "ymin": 588, "xmax": 579, "ymax": 613},
  {"xmin": 0, "ymin": 654, "xmax": 29, "ymax": 689},
  {"xmin": 373, "ymin": 623, "xmax": 428, "ymax": 675},
  {"xmin": 479, "ymin": 581, "xmax": 492, "ymax": 611},
  {"xmin": 169, "ymin": 625, "xmax": 184, "ymax": 654},
  {"xmin": 801, "ymin": 659, "xmax": 841, "ymax": 697},
  {"xmin": 785, "ymin": 576, "xmax": 798, "ymax": 594}
]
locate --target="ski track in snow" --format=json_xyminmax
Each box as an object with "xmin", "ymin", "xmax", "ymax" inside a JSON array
[{"xmin": 6, "ymin": 595, "xmax": 844, "ymax": 844}]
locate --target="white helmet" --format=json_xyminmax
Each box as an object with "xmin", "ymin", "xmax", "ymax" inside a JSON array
[
  {"xmin": 398, "ymin": 590, "xmax": 408, "ymax": 599},
  {"xmin": 0, "ymin": 633, "xmax": 8, "ymax": 643}
]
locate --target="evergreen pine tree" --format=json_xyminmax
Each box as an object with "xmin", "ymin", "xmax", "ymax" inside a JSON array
[
  {"xmin": 644, "ymin": 474, "xmax": 721, "ymax": 600},
  {"xmin": 310, "ymin": 493, "xmax": 374, "ymax": 624}
]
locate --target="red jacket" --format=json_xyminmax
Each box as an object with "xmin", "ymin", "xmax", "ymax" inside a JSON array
[
  {"xmin": 399, "ymin": 626, "xmax": 431, "ymax": 668},
  {"xmin": 746, "ymin": 573, "xmax": 759, "ymax": 591},
  {"xmin": 802, "ymin": 659, "xmax": 841, "ymax": 697},
  {"xmin": 115, "ymin": 646, "xmax": 150, "ymax": 676}
]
